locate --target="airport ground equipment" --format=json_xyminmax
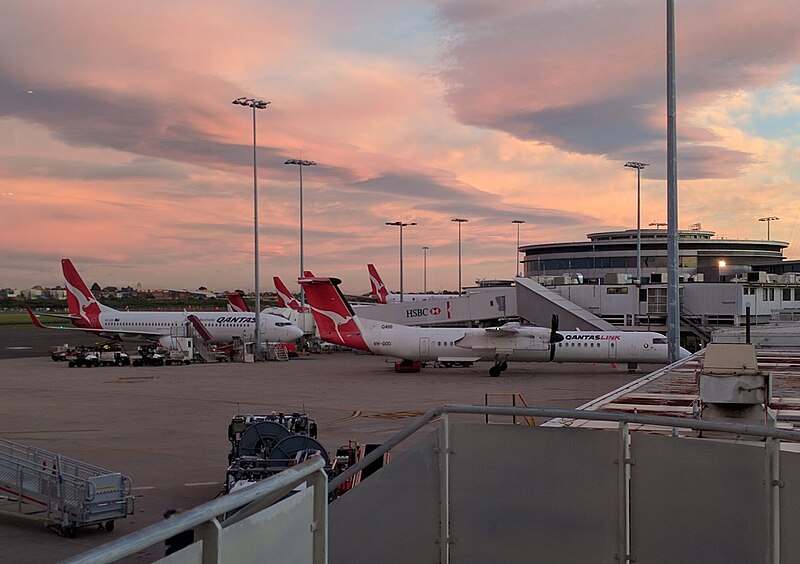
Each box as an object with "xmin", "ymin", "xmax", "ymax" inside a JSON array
[
  {"xmin": 224, "ymin": 413, "xmax": 385, "ymax": 499},
  {"xmin": 131, "ymin": 344, "xmax": 165, "ymax": 366},
  {"xmin": 0, "ymin": 438, "xmax": 133, "ymax": 537},
  {"xmin": 98, "ymin": 349, "xmax": 130, "ymax": 367},
  {"xmin": 225, "ymin": 413, "xmax": 326, "ymax": 493},
  {"xmin": 68, "ymin": 349, "xmax": 100, "ymax": 368}
]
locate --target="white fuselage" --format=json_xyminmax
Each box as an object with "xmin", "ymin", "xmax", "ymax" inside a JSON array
[
  {"xmin": 97, "ymin": 310, "xmax": 303, "ymax": 344},
  {"xmin": 357, "ymin": 319, "xmax": 675, "ymax": 364}
]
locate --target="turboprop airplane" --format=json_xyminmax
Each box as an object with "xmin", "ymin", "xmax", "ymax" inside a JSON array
[
  {"xmin": 299, "ymin": 274, "xmax": 689, "ymax": 377},
  {"xmin": 27, "ymin": 259, "xmax": 304, "ymax": 347},
  {"xmin": 368, "ymin": 263, "xmax": 459, "ymax": 303}
]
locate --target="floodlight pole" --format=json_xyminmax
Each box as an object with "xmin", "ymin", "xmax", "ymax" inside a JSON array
[
  {"xmin": 284, "ymin": 158, "xmax": 317, "ymax": 310},
  {"xmin": 451, "ymin": 218, "xmax": 469, "ymax": 294},
  {"xmin": 666, "ymin": 0, "xmax": 681, "ymax": 363},
  {"xmin": 625, "ymin": 162, "xmax": 649, "ymax": 283},
  {"xmin": 232, "ymin": 96, "xmax": 270, "ymax": 360},
  {"xmin": 385, "ymin": 221, "xmax": 417, "ymax": 302},
  {"xmin": 422, "ymin": 246, "xmax": 430, "ymax": 293},
  {"xmin": 759, "ymin": 216, "xmax": 779, "ymax": 240},
  {"xmin": 512, "ymin": 220, "xmax": 526, "ymax": 277}
]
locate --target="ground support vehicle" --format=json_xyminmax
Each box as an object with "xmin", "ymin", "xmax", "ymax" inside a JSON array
[
  {"xmin": 98, "ymin": 350, "xmax": 130, "ymax": 367},
  {"xmin": 0, "ymin": 438, "xmax": 133, "ymax": 537},
  {"xmin": 67, "ymin": 349, "xmax": 100, "ymax": 368},
  {"xmin": 131, "ymin": 345, "xmax": 165, "ymax": 367},
  {"xmin": 49, "ymin": 344, "xmax": 74, "ymax": 362},
  {"xmin": 224, "ymin": 413, "xmax": 385, "ymax": 501}
]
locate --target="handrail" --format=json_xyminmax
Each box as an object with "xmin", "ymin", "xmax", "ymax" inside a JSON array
[
  {"xmin": 62, "ymin": 455, "xmax": 326, "ymax": 564},
  {"xmin": 328, "ymin": 404, "xmax": 800, "ymax": 493}
]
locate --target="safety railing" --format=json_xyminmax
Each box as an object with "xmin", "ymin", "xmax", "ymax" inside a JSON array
[
  {"xmin": 328, "ymin": 404, "xmax": 799, "ymax": 564},
  {"xmin": 62, "ymin": 455, "xmax": 327, "ymax": 564}
]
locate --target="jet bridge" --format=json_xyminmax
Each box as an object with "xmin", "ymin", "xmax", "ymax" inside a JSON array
[{"xmin": 515, "ymin": 277, "xmax": 616, "ymax": 331}]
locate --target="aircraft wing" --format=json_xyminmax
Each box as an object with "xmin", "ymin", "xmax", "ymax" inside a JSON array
[
  {"xmin": 34, "ymin": 312, "xmax": 77, "ymax": 321},
  {"xmin": 483, "ymin": 325, "xmax": 520, "ymax": 335}
]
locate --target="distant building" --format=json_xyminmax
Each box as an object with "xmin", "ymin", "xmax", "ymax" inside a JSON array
[
  {"xmin": 521, "ymin": 228, "xmax": 787, "ymax": 283},
  {"xmin": 518, "ymin": 228, "xmax": 795, "ymax": 348}
]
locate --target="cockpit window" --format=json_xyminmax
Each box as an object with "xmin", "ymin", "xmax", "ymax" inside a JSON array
[{"xmin": 652, "ymin": 338, "xmax": 667, "ymax": 345}]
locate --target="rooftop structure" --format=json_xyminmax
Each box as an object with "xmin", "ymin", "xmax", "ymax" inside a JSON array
[{"xmin": 521, "ymin": 228, "xmax": 788, "ymax": 283}]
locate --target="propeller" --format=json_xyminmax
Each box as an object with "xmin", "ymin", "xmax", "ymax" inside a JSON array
[{"xmin": 549, "ymin": 314, "xmax": 563, "ymax": 361}]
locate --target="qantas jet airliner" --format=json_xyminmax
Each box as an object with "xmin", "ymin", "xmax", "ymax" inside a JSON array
[{"xmin": 28, "ymin": 259, "xmax": 303, "ymax": 347}]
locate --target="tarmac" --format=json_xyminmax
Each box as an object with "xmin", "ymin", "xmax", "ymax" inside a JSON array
[{"xmin": 0, "ymin": 327, "xmax": 653, "ymax": 563}]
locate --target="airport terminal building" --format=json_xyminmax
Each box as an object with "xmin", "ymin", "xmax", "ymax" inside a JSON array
[
  {"xmin": 520, "ymin": 228, "xmax": 787, "ymax": 283},
  {"xmin": 517, "ymin": 228, "xmax": 799, "ymax": 348}
]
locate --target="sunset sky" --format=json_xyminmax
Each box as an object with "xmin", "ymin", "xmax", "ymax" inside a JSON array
[{"xmin": 2, "ymin": 1, "xmax": 799, "ymax": 295}]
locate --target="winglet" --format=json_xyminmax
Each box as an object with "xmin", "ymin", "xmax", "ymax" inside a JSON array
[
  {"xmin": 186, "ymin": 314, "xmax": 215, "ymax": 343},
  {"xmin": 25, "ymin": 305, "xmax": 46, "ymax": 329},
  {"xmin": 367, "ymin": 263, "xmax": 389, "ymax": 303}
]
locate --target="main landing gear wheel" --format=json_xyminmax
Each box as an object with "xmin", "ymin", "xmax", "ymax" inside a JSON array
[{"xmin": 488, "ymin": 360, "xmax": 508, "ymax": 377}]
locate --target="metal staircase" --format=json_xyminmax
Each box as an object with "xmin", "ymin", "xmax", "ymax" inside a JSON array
[
  {"xmin": 680, "ymin": 307, "xmax": 713, "ymax": 343},
  {"xmin": 266, "ymin": 344, "xmax": 290, "ymax": 361}
]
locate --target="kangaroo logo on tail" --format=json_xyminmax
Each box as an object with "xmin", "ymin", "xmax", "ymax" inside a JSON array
[
  {"xmin": 225, "ymin": 291, "xmax": 250, "ymax": 312},
  {"xmin": 273, "ymin": 276, "xmax": 302, "ymax": 311},
  {"xmin": 299, "ymin": 276, "xmax": 370, "ymax": 352},
  {"xmin": 367, "ymin": 264, "xmax": 389, "ymax": 304},
  {"xmin": 62, "ymin": 259, "xmax": 103, "ymax": 329}
]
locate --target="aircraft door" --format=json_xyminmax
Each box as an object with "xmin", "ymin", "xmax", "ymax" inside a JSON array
[
  {"xmin": 419, "ymin": 337, "xmax": 430, "ymax": 357},
  {"xmin": 608, "ymin": 341, "xmax": 617, "ymax": 361}
]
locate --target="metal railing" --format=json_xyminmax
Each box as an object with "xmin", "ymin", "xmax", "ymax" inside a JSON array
[
  {"xmin": 329, "ymin": 404, "xmax": 798, "ymax": 564},
  {"xmin": 62, "ymin": 455, "xmax": 327, "ymax": 564},
  {"xmin": 63, "ymin": 404, "xmax": 800, "ymax": 564},
  {"xmin": 328, "ymin": 403, "xmax": 800, "ymax": 493}
]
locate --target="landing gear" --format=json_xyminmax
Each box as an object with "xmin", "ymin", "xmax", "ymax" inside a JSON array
[{"xmin": 488, "ymin": 361, "xmax": 508, "ymax": 378}]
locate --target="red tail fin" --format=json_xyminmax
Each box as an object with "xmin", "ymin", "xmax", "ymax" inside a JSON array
[
  {"xmin": 273, "ymin": 276, "xmax": 302, "ymax": 311},
  {"xmin": 226, "ymin": 291, "xmax": 250, "ymax": 312},
  {"xmin": 61, "ymin": 259, "xmax": 103, "ymax": 328},
  {"xmin": 298, "ymin": 276, "xmax": 370, "ymax": 351},
  {"xmin": 367, "ymin": 264, "xmax": 389, "ymax": 304}
]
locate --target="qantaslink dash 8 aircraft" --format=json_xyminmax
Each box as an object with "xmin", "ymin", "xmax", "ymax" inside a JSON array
[
  {"xmin": 27, "ymin": 259, "xmax": 303, "ymax": 347},
  {"xmin": 299, "ymin": 274, "xmax": 690, "ymax": 377}
]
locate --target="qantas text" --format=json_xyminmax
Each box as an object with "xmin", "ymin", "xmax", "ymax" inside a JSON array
[{"xmin": 564, "ymin": 334, "xmax": 621, "ymax": 341}]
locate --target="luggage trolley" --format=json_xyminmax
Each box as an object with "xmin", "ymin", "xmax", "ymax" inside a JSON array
[{"xmin": 0, "ymin": 438, "xmax": 134, "ymax": 537}]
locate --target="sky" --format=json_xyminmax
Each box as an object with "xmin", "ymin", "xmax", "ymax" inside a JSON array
[{"xmin": 2, "ymin": 0, "xmax": 800, "ymax": 295}]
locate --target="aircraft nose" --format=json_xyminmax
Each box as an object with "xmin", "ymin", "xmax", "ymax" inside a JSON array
[{"xmin": 288, "ymin": 325, "xmax": 304, "ymax": 340}]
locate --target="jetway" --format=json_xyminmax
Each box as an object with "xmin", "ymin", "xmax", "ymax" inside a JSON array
[{"xmin": 355, "ymin": 286, "xmax": 515, "ymax": 327}]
